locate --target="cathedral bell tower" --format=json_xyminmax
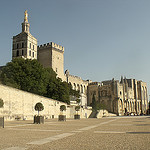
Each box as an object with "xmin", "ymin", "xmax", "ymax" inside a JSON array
[{"xmin": 12, "ymin": 10, "xmax": 37, "ymax": 60}]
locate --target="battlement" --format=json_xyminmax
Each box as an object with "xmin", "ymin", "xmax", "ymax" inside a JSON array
[
  {"xmin": 89, "ymin": 82, "xmax": 101, "ymax": 86},
  {"xmin": 68, "ymin": 74, "xmax": 82, "ymax": 80},
  {"xmin": 38, "ymin": 42, "xmax": 64, "ymax": 51}
]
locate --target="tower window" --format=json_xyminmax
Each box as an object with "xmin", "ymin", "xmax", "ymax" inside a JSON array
[
  {"xmin": 22, "ymin": 43, "xmax": 24, "ymax": 48},
  {"xmin": 56, "ymin": 68, "xmax": 57, "ymax": 72},
  {"xmin": 29, "ymin": 50, "xmax": 31, "ymax": 56},
  {"xmin": 22, "ymin": 50, "xmax": 24, "ymax": 56},
  {"xmin": 33, "ymin": 45, "xmax": 34, "ymax": 50},
  {"xmin": 32, "ymin": 52, "xmax": 34, "ymax": 57},
  {"xmin": 30, "ymin": 43, "xmax": 31, "ymax": 49},
  {"xmin": 17, "ymin": 50, "xmax": 19, "ymax": 56},
  {"xmin": 17, "ymin": 44, "xmax": 19, "ymax": 49}
]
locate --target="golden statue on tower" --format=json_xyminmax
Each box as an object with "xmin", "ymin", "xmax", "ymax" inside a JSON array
[{"xmin": 24, "ymin": 10, "xmax": 28, "ymax": 22}]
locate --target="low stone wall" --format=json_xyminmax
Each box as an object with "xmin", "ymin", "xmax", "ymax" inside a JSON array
[
  {"xmin": 97, "ymin": 110, "xmax": 116, "ymax": 118},
  {"xmin": 0, "ymin": 84, "xmax": 91, "ymax": 121}
]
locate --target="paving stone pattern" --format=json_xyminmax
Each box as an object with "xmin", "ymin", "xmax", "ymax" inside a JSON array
[{"xmin": 0, "ymin": 116, "xmax": 150, "ymax": 150}]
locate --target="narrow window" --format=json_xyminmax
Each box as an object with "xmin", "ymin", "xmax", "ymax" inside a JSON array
[
  {"xmin": 29, "ymin": 50, "xmax": 31, "ymax": 56},
  {"xmin": 22, "ymin": 50, "xmax": 24, "ymax": 56},
  {"xmin": 17, "ymin": 50, "xmax": 19, "ymax": 56},
  {"xmin": 30, "ymin": 43, "xmax": 31, "ymax": 49},
  {"xmin": 32, "ymin": 52, "xmax": 34, "ymax": 57},
  {"xmin": 56, "ymin": 68, "xmax": 57, "ymax": 72},
  {"xmin": 22, "ymin": 43, "xmax": 24, "ymax": 48},
  {"xmin": 33, "ymin": 45, "xmax": 34, "ymax": 50}
]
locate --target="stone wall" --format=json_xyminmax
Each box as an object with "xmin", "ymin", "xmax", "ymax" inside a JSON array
[
  {"xmin": 0, "ymin": 84, "xmax": 91, "ymax": 121},
  {"xmin": 66, "ymin": 73, "xmax": 90, "ymax": 107}
]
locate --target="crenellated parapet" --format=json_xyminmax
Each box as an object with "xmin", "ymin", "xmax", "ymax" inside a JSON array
[
  {"xmin": 89, "ymin": 82, "xmax": 101, "ymax": 86},
  {"xmin": 38, "ymin": 42, "xmax": 64, "ymax": 52}
]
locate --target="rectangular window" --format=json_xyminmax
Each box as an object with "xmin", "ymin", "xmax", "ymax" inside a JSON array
[
  {"xmin": 22, "ymin": 43, "xmax": 24, "ymax": 48},
  {"xmin": 32, "ymin": 52, "xmax": 34, "ymax": 57},
  {"xmin": 17, "ymin": 50, "xmax": 19, "ymax": 56},
  {"xmin": 30, "ymin": 43, "xmax": 31, "ymax": 49},
  {"xmin": 29, "ymin": 50, "xmax": 31, "ymax": 56},
  {"xmin": 33, "ymin": 45, "xmax": 34, "ymax": 50},
  {"xmin": 22, "ymin": 50, "xmax": 24, "ymax": 56}
]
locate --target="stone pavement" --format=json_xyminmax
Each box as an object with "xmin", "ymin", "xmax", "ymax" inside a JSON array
[{"xmin": 0, "ymin": 116, "xmax": 150, "ymax": 150}]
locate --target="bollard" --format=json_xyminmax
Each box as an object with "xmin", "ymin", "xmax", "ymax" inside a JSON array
[{"xmin": 0, "ymin": 117, "xmax": 4, "ymax": 128}]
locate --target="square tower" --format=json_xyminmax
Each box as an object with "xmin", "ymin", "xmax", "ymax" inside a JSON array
[
  {"xmin": 12, "ymin": 10, "xmax": 37, "ymax": 60},
  {"xmin": 37, "ymin": 42, "xmax": 65, "ymax": 80}
]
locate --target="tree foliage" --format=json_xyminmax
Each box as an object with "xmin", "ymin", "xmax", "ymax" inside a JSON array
[
  {"xmin": 34, "ymin": 102, "xmax": 44, "ymax": 116},
  {"xmin": 75, "ymin": 106, "xmax": 80, "ymax": 112},
  {"xmin": 76, "ymin": 99, "xmax": 81, "ymax": 105},
  {"xmin": 60, "ymin": 105, "xmax": 66, "ymax": 112},
  {"xmin": 91, "ymin": 94, "xmax": 106, "ymax": 112},
  {"xmin": 91, "ymin": 94, "xmax": 97, "ymax": 111},
  {"xmin": 0, "ymin": 58, "xmax": 79, "ymax": 104},
  {"xmin": 0, "ymin": 98, "xmax": 4, "ymax": 108}
]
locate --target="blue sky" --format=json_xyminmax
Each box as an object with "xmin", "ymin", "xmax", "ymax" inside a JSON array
[{"xmin": 0, "ymin": 0, "xmax": 150, "ymax": 94}]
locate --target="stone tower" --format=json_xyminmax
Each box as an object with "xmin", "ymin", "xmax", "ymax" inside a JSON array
[
  {"xmin": 12, "ymin": 10, "xmax": 37, "ymax": 60},
  {"xmin": 37, "ymin": 42, "xmax": 65, "ymax": 80}
]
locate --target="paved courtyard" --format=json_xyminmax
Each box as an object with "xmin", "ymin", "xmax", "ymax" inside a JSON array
[{"xmin": 0, "ymin": 116, "xmax": 150, "ymax": 150}]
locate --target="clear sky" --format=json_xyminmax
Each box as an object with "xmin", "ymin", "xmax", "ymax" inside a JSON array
[{"xmin": 0, "ymin": 0, "xmax": 150, "ymax": 95}]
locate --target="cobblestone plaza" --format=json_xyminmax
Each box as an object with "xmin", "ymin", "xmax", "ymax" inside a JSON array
[{"xmin": 0, "ymin": 116, "xmax": 150, "ymax": 150}]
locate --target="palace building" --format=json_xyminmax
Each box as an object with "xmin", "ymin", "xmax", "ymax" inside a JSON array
[{"xmin": 12, "ymin": 10, "xmax": 149, "ymax": 115}]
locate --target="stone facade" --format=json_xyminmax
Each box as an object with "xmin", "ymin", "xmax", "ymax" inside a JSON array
[
  {"xmin": 87, "ymin": 77, "xmax": 148, "ymax": 115},
  {"xmin": 38, "ymin": 42, "xmax": 65, "ymax": 81},
  {"xmin": 65, "ymin": 70, "xmax": 91, "ymax": 107},
  {"xmin": 12, "ymin": 11, "xmax": 37, "ymax": 60}
]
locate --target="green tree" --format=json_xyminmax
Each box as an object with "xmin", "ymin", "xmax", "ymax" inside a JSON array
[
  {"xmin": 91, "ymin": 94, "xmax": 97, "ymax": 112},
  {"xmin": 34, "ymin": 102, "xmax": 44, "ymax": 116},
  {"xmin": 76, "ymin": 99, "xmax": 81, "ymax": 105},
  {"xmin": 0, "ymin": 58, "xmax": 80, "ymax": 105},
  {"xmin": 0, "ymin": 98, "xmax": 4, "ymax": 108},
  {"xmin": 0, "ymin": 58, "xmax": 56, "ymax": 96},
  {"xmin": 60, "ymin": 105, "xmax": 66, "ymax": 112}
]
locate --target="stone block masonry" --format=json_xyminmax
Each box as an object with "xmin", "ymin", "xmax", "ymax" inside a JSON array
[{"xmin": 0, "ymin": 84, "xmax": 91, "ymax": 121}]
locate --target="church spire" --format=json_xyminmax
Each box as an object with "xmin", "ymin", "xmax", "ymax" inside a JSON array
[{"xmin": 22, "ymin": 10, "xmax": 30, "ymax": 33}]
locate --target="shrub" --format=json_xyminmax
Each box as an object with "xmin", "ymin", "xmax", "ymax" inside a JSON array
[
  {"xmin": 60, "ymin": 105, "xmax": 66, "ymax": 112},
  {"xmin": 34, "ymin": 102, "xmax": 44, "ymax": 116},
  {"xmin": 75, "ymin": 106, "xmax": 80, "ymax": 115}
]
